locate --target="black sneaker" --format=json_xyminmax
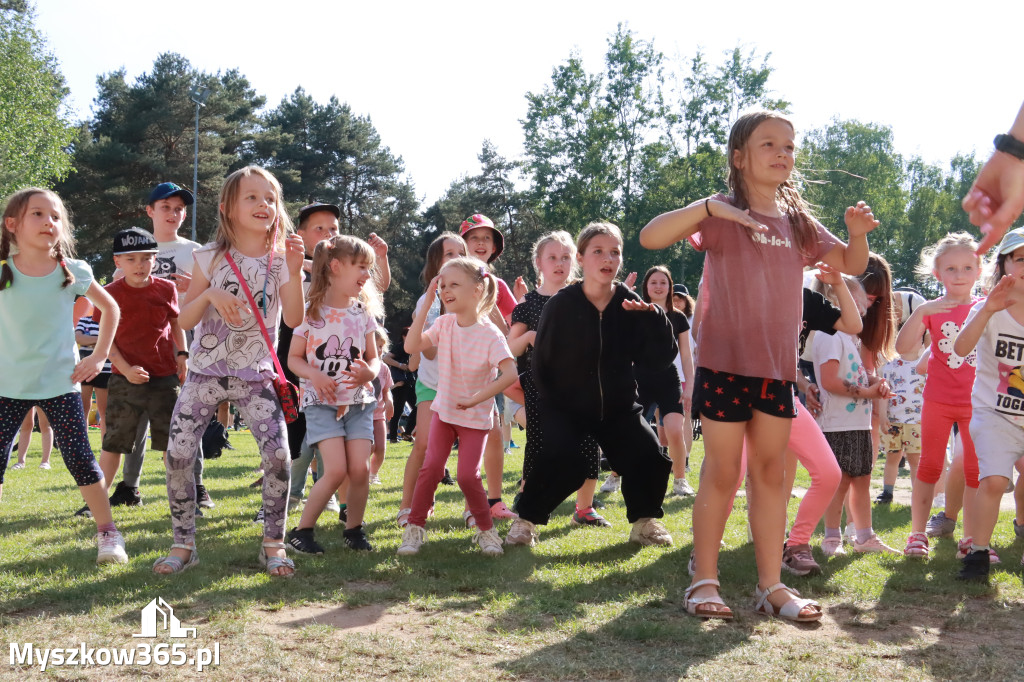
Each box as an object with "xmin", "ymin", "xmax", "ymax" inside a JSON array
[
  {"xmin": 957, "ymin": 548, "xmax": 990, "ymax": 581},
  {"xmin": 343, "ymin": 525, "xmax": 373, "ymax": 551},
  {"xmin": 195, "ymin": 504, "xmax": 204, "ymax": 518},
  {"xmin": 338, "ymin": 506, "xmax": 348, "ymax": 524},
  {"xmin": 874, "ymin": 490, "xmax": 893, "ymax": 505},
  {"xmin": 74, "ymin": 504, "xmax": 92, "ymax": 519},
  {"xmin": 591, "ymin": 497, "xmax": 606, "ymax": 510},
  {"xmin": 440, "ymin": 468, "xmax": 455, "ymax": 486},
  {"xmin": 252, "ymin": 506, "xmax": 264, "ymax": 524},
  {"xmin": 108, "ymin": 481, "xmax": 141, "ymax": 507},
  {"xmin": 286, "ymin": 527, "xmax": 325, "ymax": 555},
  {"xmin": 196, "ymin": 484, "xmax": 215, "ymax": 509},
  {"xmin": 223, "ymin": 438, "xmax": 235, "ymax": 451}
]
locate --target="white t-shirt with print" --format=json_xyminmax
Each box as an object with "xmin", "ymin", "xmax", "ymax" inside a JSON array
[
  {"xmin": 881, "ymin": 356, "xmax": 925, "ymax": 425},
  {"xmin": 812, "ymin": 330, "xmax": 873, "ymax": 432},
  {"xmin": 966, "ymin": 301, "xmax": 1024, "ymax": 426}
]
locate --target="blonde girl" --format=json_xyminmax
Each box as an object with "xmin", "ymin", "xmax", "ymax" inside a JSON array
[
  {"xmin": 398, "ymin": 257, "xmax": 517, "ymax": 556},
  {"xmin": 285, "ymin": 235, "xmax": 382, "ymax": 554},
  {"xmin": 640, "ymin": 111, "xmax": 877, "ymax": 622},
  {"xmin": 0, "ymin": 188, "xmax": 126, "ymax": 564},
  {"xmin": 397, "ymin": 232, "xmax": 467, "ymax": 527},
  {"xmin": 953, "ymin": 227, "xmax": 1024, "ymax": 579},
  {"xmin": 507, "ymin": 222, "xmax": 677, "ymax": 549},
  {"xmin": 154, "ymin": 166, "xmax": 305, "ymax": 577},
  {"xmin": 896, "ymin": 232, "xmax": 983, "ymax": 560}
]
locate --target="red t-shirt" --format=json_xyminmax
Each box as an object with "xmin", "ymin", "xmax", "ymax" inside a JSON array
[
  {"xmin": 96, "ymin": 277, "xmax": 180, "ymax": 377},
  {"xmin": 688, "ymin": 195, "xmax": 842, "ymax": 383},
  {"xmin": 496, "ymin": 278, "xmax": 517, "ymax": 321},
  {"xmin": 922, "ymin": 300, "xmax": 978, "ymax": 406}
]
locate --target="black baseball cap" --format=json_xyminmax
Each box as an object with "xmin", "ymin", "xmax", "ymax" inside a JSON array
[
  {"xmin": 673, "ymin": 284, "xmax": 689, "ymax": 297},
  {"xmin": 148, "ymin": 182, "xmax": 195, "ymax": 206},
  {"xmin": 113, "ymin": 227, "xmax": 159, "ymax": 255},
  {"xmin": 297, "ymin": 202, "xmax": 341, "ymax": 226}
]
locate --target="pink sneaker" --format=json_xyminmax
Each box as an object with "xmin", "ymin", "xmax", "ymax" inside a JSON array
[{"xmin": 490, "ymin": 501, "xmax": 518, "ymax": 520}]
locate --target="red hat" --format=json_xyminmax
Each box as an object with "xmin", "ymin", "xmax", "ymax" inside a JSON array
[{"xmin": 459, "ymin": 214, "xmax": 504, "ymax": 263}]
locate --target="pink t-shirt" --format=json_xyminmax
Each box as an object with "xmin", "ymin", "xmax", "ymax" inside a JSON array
[
  {"xmin": 688, "ymin": 195, "xmax": 842, "ymax": 382},
  {"xmin": 425, "ymin": 314, "xmax": 513, "ymax": 430},
  {"xmin": 373, "ymin": 361, "xmax": 393, "ymax": 421},
  {"xmin": 922, "ymin": 300, "xmax": 978, "ymax": 406}
]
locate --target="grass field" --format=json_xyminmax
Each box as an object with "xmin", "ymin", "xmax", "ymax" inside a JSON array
[{"xmin": 1, "ymin": 428, "xmax": 1023, "ymax": 681}]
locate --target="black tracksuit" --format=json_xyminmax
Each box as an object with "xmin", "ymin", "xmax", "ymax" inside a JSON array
[{"xmin": 516, "ymin": 282, "xmax": 678, "ymax": 525}]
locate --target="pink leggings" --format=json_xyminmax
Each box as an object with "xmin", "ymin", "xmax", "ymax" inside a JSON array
[
  {"xmin": 736, "ymin": 404, "xmax": 841, "ymax": 545},
  {"xmin": 916, "ymin": 400, "xmax": 978, "ymax": 488},
  {"xmin": 409, "ymin": 413, "xmax": 492, "ymax": 531}
]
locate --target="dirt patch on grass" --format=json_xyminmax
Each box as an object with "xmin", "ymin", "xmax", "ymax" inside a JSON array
[{"xmin": 259, "ymin": 603, "xmax": 425, "ymax": 638}]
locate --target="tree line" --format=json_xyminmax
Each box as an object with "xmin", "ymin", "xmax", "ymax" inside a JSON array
[{"xmin": 3, "ymin": 9, "xmax": 990, "ymax": 330}]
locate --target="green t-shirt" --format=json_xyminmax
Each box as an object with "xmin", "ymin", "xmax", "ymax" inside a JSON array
[{"xmin": 0, "ymin": 258, "xmax": 93, "ymax": 399}]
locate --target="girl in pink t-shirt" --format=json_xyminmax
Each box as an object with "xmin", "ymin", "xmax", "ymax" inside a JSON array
[
  {"xmin": 640, "ymin": 111, "xmax": 878, "ymax": 622},
  {"xmin": 895, "ymin": 232, "xmax": 982, "ymax": 559},
  {"xmin": 398, "ymin": 257, "xmax": 517, "ymax": 557}
]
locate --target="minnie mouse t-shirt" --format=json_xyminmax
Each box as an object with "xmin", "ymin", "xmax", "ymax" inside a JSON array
[
  {"xmin": 922, "ymin": 300, "xmax": 978, "ymax": 406},
  {"xmin": 189, "ymin": 245, "xmax": 290, "ymax": 382},
  {"xmin": 294, "ymin": 302, "xmax": 378, "ymax": 408}
]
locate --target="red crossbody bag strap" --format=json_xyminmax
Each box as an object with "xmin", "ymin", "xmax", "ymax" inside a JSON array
[{"xmin": 224, "ymin": 252, "xmax": 288, "ymax": 380}]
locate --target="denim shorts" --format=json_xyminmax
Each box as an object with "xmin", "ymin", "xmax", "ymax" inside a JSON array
[{"xmin": 303, "ymin": 402, "xmax": 375, "ymax": 446}]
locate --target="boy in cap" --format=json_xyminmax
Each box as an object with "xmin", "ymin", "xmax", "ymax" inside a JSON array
[
  {"xmin": 76, "ymin": 228, "xmax": 187, "ymax": 516},
  {"xmin": 104, "ymin": 183, "xmax": 209, "ymax": 511}
]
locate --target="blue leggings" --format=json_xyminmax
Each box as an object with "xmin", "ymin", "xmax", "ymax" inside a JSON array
[{"xmin": 0, "ymin": 393, "xmax": 103, "ymax": 486}]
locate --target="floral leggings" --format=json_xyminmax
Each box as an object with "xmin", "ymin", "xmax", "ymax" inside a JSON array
[{"xmin": 166, "ymin": 374, "xmax": 290, "ymax": 544}]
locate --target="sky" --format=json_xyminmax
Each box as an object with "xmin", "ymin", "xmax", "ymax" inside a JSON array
[{"xmin": 33, "ymin": 0, "xmax": 1024, "ymax": 206}]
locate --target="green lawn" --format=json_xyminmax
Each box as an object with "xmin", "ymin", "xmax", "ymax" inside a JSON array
[{"xmin": 1, "ymin": 428, "xmax": 1022, "ymax": 680}]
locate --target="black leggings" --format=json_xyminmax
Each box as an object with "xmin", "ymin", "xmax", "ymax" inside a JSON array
[
  {"xmin": 516, "ymin": 401, "xmax": 672, "ymax": 525},
  {"xmin": 388, "ymin": 383, "xmax": 417, "ymax": 440},
  {"xmin": 0, "ymin": 393, "xmax": 103, "ymax": 486}
]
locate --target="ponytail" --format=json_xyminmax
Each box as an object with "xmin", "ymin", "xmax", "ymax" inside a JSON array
[
  {"xmin": 0, "ymin": 227, "xmax": 12, "ymax": 291},
  {"xmin": 478, "ymin": 265, "xmax": 498, "ymax": 318},
  {"xmin": 53, "ymin": 241, "xmax": 75, "ymax": 289}
]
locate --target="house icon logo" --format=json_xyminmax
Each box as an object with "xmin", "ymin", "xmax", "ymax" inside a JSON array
[{"xmin": 133, "ymin": 597, "xmax": 197, "ymax": 638}]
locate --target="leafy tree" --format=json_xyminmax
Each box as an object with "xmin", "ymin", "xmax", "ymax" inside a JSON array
[
  {"xmin": 56, "ymin": 53, "xmax": 265, "ymax": 277},
  {"xmin": 0, "ymin": 4, "xmax": 75, "ymax": 196}
]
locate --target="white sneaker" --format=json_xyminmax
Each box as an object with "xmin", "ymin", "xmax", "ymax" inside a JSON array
[
  {"xmin": 473, "ymin": 528, "xmax": 504, "ymax": 556},
  {"xmin": 629, "ymin": 518, "xmax": 673, "ymax": 546},
  {"xmin": 844, "ymin": 523, "xmax": 857, "ymax": 545},
  {"xmin": 96, "ymin": 530, "xmax": 128, "ymax": 565},
  {"xmin": 397, "ymin": 524, "xmax": 426, "ymax": 556},
  {"xmin": 600, "ymin": 474, "xmax": 621, "ymax": 494},
  {"xmin": 368, "ymin": 473, "xmax": 382, "ymax": 485},
  {"xmin": 821, "ymin": 536, "xmax": 847, "ymax": 557},
  {"xmin": 673, "ymin": 477, "xmax": 695, "ymax": 497},
  {"xmin": 505, "ymin": 518, "xmax": 538, "ymax": 546},
  {"xmin": 325, "ymin": 495, "xmax": 340, "ymax": 513},
  {"xmin": 932, "ymin": 493, "xmax": 946, "ymax": 509}
]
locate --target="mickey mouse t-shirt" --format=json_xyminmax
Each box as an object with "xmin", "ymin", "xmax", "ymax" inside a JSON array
[
  {"xmin": 294, "ymin": 302, "xmax": 378, "ymax": 408},
  {"xmin": 922, "ymin": 300, "xmax": 978, "ymax": 406}
]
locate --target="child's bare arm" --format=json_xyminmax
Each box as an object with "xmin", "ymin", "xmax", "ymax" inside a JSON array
[{"xmin": 640, "ymin": 198, "xmax": 767, "ymax": 250}]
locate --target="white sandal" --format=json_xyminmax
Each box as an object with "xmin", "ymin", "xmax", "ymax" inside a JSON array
[
  {"xmin": 684, "ymin": 578, "xmax": 733, "ymax": 620},
  {"xmin": 754, "ymin": 582, "xmax": 822, "ymax": 622}
]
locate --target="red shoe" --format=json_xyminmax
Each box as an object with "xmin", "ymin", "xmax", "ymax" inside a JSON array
[{"xmin": 490, "ymin": 501, "xmax": 518, "ymax": 520}]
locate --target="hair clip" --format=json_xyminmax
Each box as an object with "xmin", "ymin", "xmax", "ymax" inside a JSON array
[
  {"xmin": 478, "ymin": 265, "xmax": 488, "ymax": 278},
  {"xmin": 0, "ymin": 260, "xmax": 6, "ymax": 266},
  {"xmin": 59, "ymin": 259, "xmax": 67, "ymax": 267}
]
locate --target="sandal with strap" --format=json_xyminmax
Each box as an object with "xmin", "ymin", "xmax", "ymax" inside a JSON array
[
  {"xmin": 754, "ymin": 582, "xmax": 822, "ymax": 623},
  {"xmin": 153, "ymin": 543, "xmax": 199, "ymax": 574},
  {"xmin": 904, "ymin": 532, "xmax": 930, "ymax": 558},
  {"xmin": 684, "ymin": 578, "xmax": 733, "ymax": 620},
  {"xmin": 259, "ymin": 541, "xmax": 295, "ymax": 578}
]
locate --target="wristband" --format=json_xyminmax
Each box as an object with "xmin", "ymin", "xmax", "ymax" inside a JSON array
[
  {"xmin": 704, "ymin": 198, "xmax": 712, "ymax": 217},
  {"xmin": 994, "ymin": 134, "xmax": 1024, "ymax": 161},
  {"xmin": 177, "ymin": 351, "xmax": 190, "ymax": 358}
]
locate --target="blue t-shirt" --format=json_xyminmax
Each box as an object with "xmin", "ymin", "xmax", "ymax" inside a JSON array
[{"xmin": 0, "ymin": 258, "xmax": 93, "ymax": 399}]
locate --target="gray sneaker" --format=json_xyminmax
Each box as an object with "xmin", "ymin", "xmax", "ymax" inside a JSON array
[
  {"xmin": 926, "ymin": 511, "xmax": 956, "ymax": 538},
  {"xmin": 782, "ymin": 543, "xmax": 821, "ymax": 576}
]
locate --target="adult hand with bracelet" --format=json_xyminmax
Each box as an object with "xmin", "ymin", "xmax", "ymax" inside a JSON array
[{"xmin": 964, "ymin": 100, "xmax": 1024, "ymax": 254}]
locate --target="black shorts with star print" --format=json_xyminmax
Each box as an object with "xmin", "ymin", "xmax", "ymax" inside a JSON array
[{"xmin": 693, "ymin": 366, "xmax": 796, "ymax": 422}]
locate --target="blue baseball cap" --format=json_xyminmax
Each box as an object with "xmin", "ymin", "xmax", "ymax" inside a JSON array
[{"xmin": 148, "ymin": 182, "xmax": 194, "ymax": 206}]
